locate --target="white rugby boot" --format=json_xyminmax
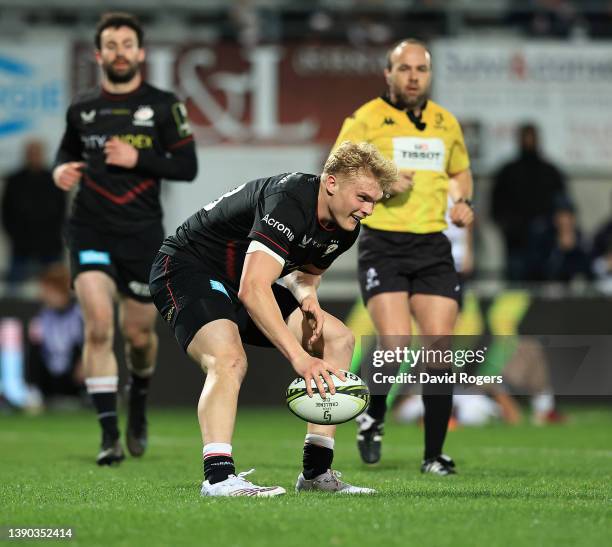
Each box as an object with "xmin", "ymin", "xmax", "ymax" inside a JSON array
[{"xmin": 200, "ymin": 469, "xmax": 286, "ymax": 497}]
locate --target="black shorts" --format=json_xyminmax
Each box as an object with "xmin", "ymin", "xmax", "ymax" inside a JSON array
[
  {"xmin": 67, "ymin": 222, "xmax": 164, "ymax": 303},
  {"xmin": 149, "ymin": 252, "xmax": 301, "ymax": 352},
  {"xmin": 358, "ymin": 227, "xmax": 461, "ymax": 304}
]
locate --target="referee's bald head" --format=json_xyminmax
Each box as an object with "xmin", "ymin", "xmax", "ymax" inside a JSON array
[{"xmin": 386, "ymin": 38, "xmax": 432, "ymax": 71}]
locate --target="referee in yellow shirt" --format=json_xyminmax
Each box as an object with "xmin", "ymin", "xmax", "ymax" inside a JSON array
[{"xmin": 334, "ymin": 39, "xmax": 474, "ymax": 475}]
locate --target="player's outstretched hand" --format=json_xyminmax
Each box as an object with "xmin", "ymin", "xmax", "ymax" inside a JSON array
[
  {"xmin": 104, "ymin": 137, "xmax": 138, "ymax": 168},
  {"xmin": 450, "ymin": 201, "xmax": 474, "ymax": 228},
  {"xmin": 292, "ymin": 354, "xmax": 346, "ymax": 399},
  {"xmin": 301, "ymin": 295, "xmax": 325, "ymax": 348},
  {"xmin": 53, "ymin": 162, "xmax": 85, "ymax": 191}
]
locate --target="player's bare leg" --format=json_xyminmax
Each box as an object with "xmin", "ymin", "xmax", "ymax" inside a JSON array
[
  {"xmin": 358, "ymin": 291, "xmax": 413, "ymax": 464},
  {"xmin": 188, "ymin": 319, "xmax": 285, "ymax": 497},
  {"xmin": 410, "ymin": 293, "xmax": 459, "ymax": 475},
  {"xmin": 286, "ymin": 309, "xmax": 375, "ymax": 494},
  {"xmin": 188, "ymin": 319, "xmax": 246, "ymax": 445},
  {"xmin": 75, "ymin": 271, "xmax": 123, "ymax": 465},
  {"xmin": 119, "ymin": 298, "xmax": 158, "ymax": 457}
]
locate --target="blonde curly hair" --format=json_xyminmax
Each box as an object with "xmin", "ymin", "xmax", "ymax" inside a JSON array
[{"xmin": 324, "ymin": 141, "xmax": 397, "ymax": 194}]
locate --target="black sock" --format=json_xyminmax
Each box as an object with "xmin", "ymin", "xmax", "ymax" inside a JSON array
[
  {"xmin": 91, "ymin": 392, "xmax": 119, "ymax": 444},
  {"xmin": 367, "ymin": 394, "xmax": 388, "ymax": 422},
  {"xmin": 302, "ymin": 443, "xmax": 333, "ymax": 480},
  {"xmin": 128, "ymin": 374, "xmax": 150, "ymax": 425},
  {"xmin": 204, "ymin": 456, "xmax": 235, "ymax": 484},
  {"xmin": 422, "ymin": 392, "xmax": 453, "ymax": 460}
]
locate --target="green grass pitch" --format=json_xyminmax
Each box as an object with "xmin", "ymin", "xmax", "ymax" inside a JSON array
[{"xmin": 1, "ymin": 406, "xmax": 611, "ymax": 547}]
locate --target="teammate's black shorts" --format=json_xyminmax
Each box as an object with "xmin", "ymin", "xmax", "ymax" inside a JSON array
[
  {"xmin": 149, "ymin": 252, "xmax": 301, "ymax": 352},
  {"xmin": 66, "ymin": 222, "xmax": 164, "ymax": 303},
  {"xmin": 357, "ymin": 227, "xmax": 461, "ymax": 304}
]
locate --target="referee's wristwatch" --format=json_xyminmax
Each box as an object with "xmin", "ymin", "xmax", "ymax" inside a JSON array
[{"xmin": 454, "ymin": 197, "xmax": 473, "ymax": 209}]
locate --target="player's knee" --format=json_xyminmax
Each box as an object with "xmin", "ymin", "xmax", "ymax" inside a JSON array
[
  {"xmin": 123, "ymin": 323, "xmax": 155, "ymax": 350},
  {"xmin": 84, "ymin": 318, "xmax": 113, "ymax": 348},
  {"xmin": 126, "ymin": 336, "xmax": 157, "ymax": 375},
  {"xmin": 205, "ymin": 352, "xmax": 248, "ymax": 384}
]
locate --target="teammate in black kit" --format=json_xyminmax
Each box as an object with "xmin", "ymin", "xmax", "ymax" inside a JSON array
[
  {"xmin": 150, "ymin": 141, "xmax": 397, "ymax": 496},
  {"xmin": 53, "ymin": 12, "xmax": 197, "ymax": 465}
]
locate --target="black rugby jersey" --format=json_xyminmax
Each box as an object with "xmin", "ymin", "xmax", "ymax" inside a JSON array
[
  {"xmin": 55, "ymin": 82, "xmax": 197, "ymax": 233},
  {"xmin": 160, "ymin": 172, "xmax": 359, "ymax": 289}
]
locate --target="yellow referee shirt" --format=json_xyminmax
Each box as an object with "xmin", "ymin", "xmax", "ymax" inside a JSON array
[{"xmin": 334, "ymin": 97, "xmax": 470, "ymax": 233}]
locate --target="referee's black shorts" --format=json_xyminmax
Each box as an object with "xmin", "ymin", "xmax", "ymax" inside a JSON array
[
  {"xmin": 149, "ymin": 251, "xmax": 300, "ymax": 353},
  {"xmin": 357, "ymin": 226, "xmax": 461, "ymax": 305}
]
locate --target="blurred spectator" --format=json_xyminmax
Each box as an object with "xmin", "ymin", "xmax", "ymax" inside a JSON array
[
  {"xmin": 1, "ymin": 139, "xmax": 66, "ymax": 285},
  {"xmin": 26, "ymin": 264, "xmax": 84, "ymax": 408},
  {"xmin": 590, "ymin": 191, "xmax": 612, "ymax": 291},
  {"xmin": 229, "ymin": 0, "xmax": 261, "ymax": 46},
  {"xmin": 507, "ymin": 0, "xmax": 587, "ymax": 38},
  {"xmin": 346, "ymin": 15, "xmax": 393, "ymax": 47},
  {"xmin": 0, "ymin": 317, "xmax": 30, "ymax": 410},
  {"xmin": 526, "ymin": 196, "xmax": 592, "ymax": 282},
  {"xmin": 491, "ymin": 123, "xmax": 567, "ymax": 281}
]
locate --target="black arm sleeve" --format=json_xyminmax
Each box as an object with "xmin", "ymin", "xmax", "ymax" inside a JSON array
[
  {"xmin": 54, "ymin": 106, "xmax": 83, "ymax": 167},
  {"xmin": 135, "ymin": 139, "xmax": 198, "ymax": 181},
  {"xmin": 135, "ymin": 96, "xmax": 198, "ymax": 181}
]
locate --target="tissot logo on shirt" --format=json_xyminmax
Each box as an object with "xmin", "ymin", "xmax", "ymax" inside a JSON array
[
  {"xmin": 392, "ymin": 137, "xmax": 445, "ymax": 172},
  {"xmin": 261, "ymin": 214, "xmax": 295, "ymax": 241}
]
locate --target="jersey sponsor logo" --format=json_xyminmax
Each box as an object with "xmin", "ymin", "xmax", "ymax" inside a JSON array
[
  {"xmin": 80, "ymin": 134, "xmax": 107, "ymax": 149},
  {"xmin": 78, "ymin": 250, "xmax": 110, "ymax": 265},
  {"xmin": 128, "ymin": 281, "xmax": 151, "ymax": 297},
  {"xmin": 117, "ymin": 133, "xmax": 153, "ymax": 149},
  {"xmin": 261, "ymin": 214, "xmax": 295, "ymax": 241},
  {"xmin": 80, "ymin": 109, "xmax": 96, "ymax": 123},
  {"xmin": 382, "ymin": 117, "xmax": 396, "ymax": 126},
  {"xmin": 392, "ymin": 137, "xmax": 445, "ymax": 172},
  {"xmin": 133, "ymin": 105, "xmax": 154, "ymax": 127},
  {"xmin": 80, "ymin": 133, "xmax": 153, "ymax": 150},
  {"xmin": 100, "ymin": 108, "xmax": 131, "ymax": 116},
  {"xmin": 171, "ymin": 102, "xmax": 192, "ymax": 137}
]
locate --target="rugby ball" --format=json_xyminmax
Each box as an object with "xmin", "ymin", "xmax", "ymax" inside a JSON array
[{"xmin": 286, "ymin": 370, "xmax": 370, "ymax": 425}]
